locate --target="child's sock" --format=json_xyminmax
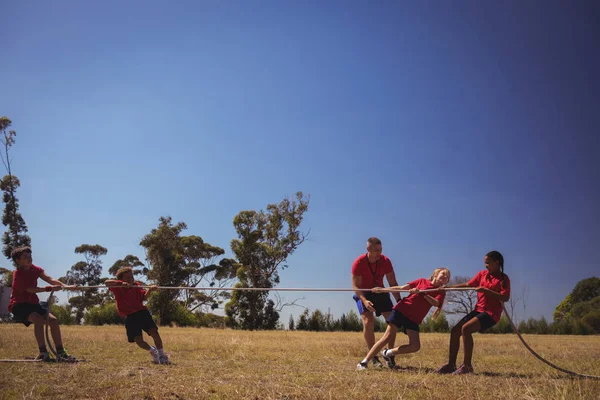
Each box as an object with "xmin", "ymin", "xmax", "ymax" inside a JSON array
[
  {"xmin": 39, "ymin": 346, "xmax": 48, "ymax": 353},
  {"xmin": 158, "ymin": 348, "xmax": 165, "ymax": 357},
  {"xmin": 383, "ymin": 349, "xmax": 392, "ymax": 357},
  {"xmin": 360, "ymin": 358, "xmax": 368, "ymax": 364}
]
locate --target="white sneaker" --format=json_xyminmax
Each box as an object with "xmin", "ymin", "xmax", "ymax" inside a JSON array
[
  {"xmin": 356, "ymin": 361, "xmax": 368, "ymax": 371},
  {"xmin": 150, "ymin": 347, "xmax": 160, "ymax": 364}
]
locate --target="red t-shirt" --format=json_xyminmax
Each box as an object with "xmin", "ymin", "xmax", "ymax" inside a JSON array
[
  {"xmin": 351, "ymin": 254, "xmax": 394, "ymax": 289},
  {"xmin": 467, "ymin": 270, "xmax": 511, "ymax": 323},
  {"xmin": 394, "ymin": 278, "xmax": 445, "ymax": 324},
  {"xmin": 109, "ymin": 282, "xmax": 148, "ymax": 317},
  {"xmin": 9, "ymin": 264, "xmax": 44, "ymax": 312}
]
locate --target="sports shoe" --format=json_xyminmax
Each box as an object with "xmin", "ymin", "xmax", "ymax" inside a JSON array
[
  {"xmin": 356, "ymin": 361, "xmax": 368, "ymax": 371},
  {"xmin": 56, "ymin": 349, "xmax": 77, "ymax": 363},
  {"xmin": 436, "ymin": 363, "xmax": 457, "ymax": 374},
  {"xmin": 34, "ymin": 352, "xmax": 51, "ymax": 362},
  {"xmin": 372, "ymin": 356, "xmax": 384, "ymax": 368},
  {"xmin": 150, "ymin": 347, "xmax": 160, "ymax": 364},
  {"xmin": 452, "ymin": 364, "xmax": 474, "ymax": 375},
  {"xmin": 158, "ymin": 353, "xmax": 170, "ymax": 365},
  {"xmin": 381, "ymin": 349, "xmax": 396, "ymax": 368}
]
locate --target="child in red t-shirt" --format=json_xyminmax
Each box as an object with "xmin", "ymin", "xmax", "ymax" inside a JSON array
[
  {"xmin": 437, "ymin": 250, "xmax": 511, "ymax": 375},
  {"xmin": 105, "ymin": 267, "xmax": 169, "ymax": 364},
  {"xmin": 9, "ymin": 246, "xmax": 77, "ymax": 361},
  {"xmin": 356, "ymin": 268, "xmax": 450, "ymax": 370}
]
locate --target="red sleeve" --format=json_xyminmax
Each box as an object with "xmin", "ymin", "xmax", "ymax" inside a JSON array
[
  {"xmin": 382, "ymin": 257, "xmax": 393, "ymax": 275},
  {"xmin": 500, "ymin": 275, "xmax": 510, "ymax": 296},
  {"xmin": 466, "ymin": 271, "xmax": 482, "ymax": 287},
  {"xmin": 351, "ymin": 257, "xmax": 362, "ymax": 276},
  {"xmin": 407, "ymin": 279, "xmax": 421, "ymax": 289},
  {"xmin": 109, "ymin": 287, "xmax": 117, "ymax": 294},
  {"xmin": 33, "ymin": 265, "xmax": 44, "ymax": 278}
]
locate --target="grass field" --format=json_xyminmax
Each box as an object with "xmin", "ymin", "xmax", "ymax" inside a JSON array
[{"xmin": 0, "ymin": 325, "xmax": 599, "ymax": 400}]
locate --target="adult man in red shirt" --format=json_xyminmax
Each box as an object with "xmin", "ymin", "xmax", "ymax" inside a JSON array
[{"xmin": 351, "ymin": 237, "xmax": 400, "ymax": 368}]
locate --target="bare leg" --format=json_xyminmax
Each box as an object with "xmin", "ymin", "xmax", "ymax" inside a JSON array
[
  {"xmin": 363, "ymin": 325, "xmax": 397, "ymax": 362},
  {"xmin": 28, "ymin": 313, "xmax": 46, "ymax": 348},
  {"xmin": 134, "ymin": 335, "xmax": 151, "ymax": 351},
  {"xmin": 461, "ymin": 318, "xmax": 481, "ymax": 367},
  {"xmin": 147, "ymin": 328, "xmax": 163, "ymax": 350},
  {"xmin": 47, "ymin": 313, "xmax": 63, "ymax": 348},
  {"xmin": 388, "ymin": 329, "xmax": 420, "ymax": 355},
  {"xmin": 381, "ymin": 311, "xmax": 396, "ymax": 350},
  {"xmin": 360, "ymin": 312, "xmax": 375, "ymax": 350}
]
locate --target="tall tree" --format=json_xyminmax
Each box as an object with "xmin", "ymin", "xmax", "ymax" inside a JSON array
[
  {"xmin": 139, "ymin": 217, "xmax": 237, "ymax": 324},
  {"xmin": 0, "ymin": 117, "xmax": 31, "ymax": 264},
  {"xmin": 225, "ymin": 192, "xmax": 310, "ymax": 330},
  {"xmin": 140, "ymin": 217, "xmax": 188, "ymax": 325},
  {"xmin": 61, "ymin": 244, "xmax": 108, "ymax": 324},
  {"xmin": 108, "ymin": 254, "xmax": 147, "ymax": 277},
  {"xmin": 181, "ymin": 236, "xmax": 237, "ymax": 312}
]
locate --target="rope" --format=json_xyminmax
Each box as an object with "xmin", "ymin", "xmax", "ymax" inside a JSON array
[
  {"xmin": 45, "ymin": 289, "xmax": 58, "ymax": 359},
  {"xmin": 68, "ymin": 285, "xmax": 475, "ymax": 293},
  {"xmin": 501, "ymin": 304, "xmax": 600, "ymax": 380}
]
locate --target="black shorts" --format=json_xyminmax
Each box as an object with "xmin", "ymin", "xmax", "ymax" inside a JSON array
[
  {"xmin": 125, "ymin": 309, "xmax": 158, "ymax": 342},
  {"xmin": 11, "ymin": 303, "xmax": 47, "ymax": 326},
  {"xmin": 386, "ymin": 309, "xmax": 420, "ymax": 334},
  {"xmin": 353, "ymin": 292, "xmax": 394, "ymax": 316},
  {"xmin": 457, "ymin": 310, "xmax": 496, "ymax": 332}
]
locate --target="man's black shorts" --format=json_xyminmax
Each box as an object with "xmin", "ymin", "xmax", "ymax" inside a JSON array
[{"xmin": 353, "ymin": 292, "xmax": 394, "ymax": 316}]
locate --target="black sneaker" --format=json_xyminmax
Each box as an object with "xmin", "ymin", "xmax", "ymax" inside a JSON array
[
  {"xmin": 34, "ymin": 352, "xmax": 52, "ymax": 362},
  {"xmin": 372, "ymin": 356, "xmax": 384, "ymax": 368},
  {"xmin": 56, "ymin": 349, "xmax": 77, "ymax": 363},
  {"xmin": 356, "ymin": 361, "xmax": 368, "ymax": 371},
  {"xmin": 381, "ymin": 349, "xmax": 396, "ymax": 368}
]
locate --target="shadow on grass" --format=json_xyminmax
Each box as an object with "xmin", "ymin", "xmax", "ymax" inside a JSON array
[{"xmin": 390, "ymin": 365, "xmax": 575, "ymax": 380}]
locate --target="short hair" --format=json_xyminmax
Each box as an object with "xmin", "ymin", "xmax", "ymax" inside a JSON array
[
  {"xmin": 116, "ymin": 266, "xmax": 133, "ymax": 280},
  {"xmin": 11, "ymin": 246, "xmax": 32, "ymax": 262},
  {"xmin": 367, "ymin": 237, "xmax": 381, "ymax": 246}
]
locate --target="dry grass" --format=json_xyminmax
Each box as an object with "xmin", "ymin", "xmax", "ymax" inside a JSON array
[{"xmin": 0, "ymin": 325, "xmax": 599, "ymax": 399}]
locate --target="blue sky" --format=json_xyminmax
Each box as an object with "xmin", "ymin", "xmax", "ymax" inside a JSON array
[{"xmin": 1, "ymin": 1, "xmax": 599, "ymax": 324}]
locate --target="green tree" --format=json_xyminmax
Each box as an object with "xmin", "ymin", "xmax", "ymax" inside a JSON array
[
  {"xmin": 553, "ymin": 294, "xmax": 573, "ymax": 322},
  {"xmin": 296, "ymin": 309, "xmax": 309, "ymax": 330},
  {"xmin": 0, "ymin": 117, "xmax": 31, "ymax": 265},
  {"xmin": 180, "ymin": 235, "xmax": 237, "ymax": 313},
  {"xmin": 61, "ymin": 244, "xmax": 108, "ymax": 324},
  {"xmin": 140, "ymin": 217, "xmax": 188, "ymax": 325},
  {"xmin": 108, "ymin": 254, "xmax": 147, "ymax": 277},
  {"xmin": 225, "ymin": 192, "xmax": 309, "ymax": 330},
  {"xmin": 288, "ymin": 314, "xmax": 295, "ymax": 331},
  {"xmin": 570, "ymin": 277, "xmax": 600, "ymax": 304}
]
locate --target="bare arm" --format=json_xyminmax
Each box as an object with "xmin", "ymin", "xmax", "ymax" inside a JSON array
[
  {"xmin": 408, "ymin": 287, "xmax": 440, "ymax": 307},
  {"xmin": 144, "ymin": 286, "xmax": 157, "ymax": 301},
  {"xmin": 104, "ymin": 279, "xmax": 131, "ymax": 287},
  {"xmin": 385, "ymin": 271, "xmax": 401, "ymax": 301},
  {"xmin": 27, "ymin": 272, "xmax": 74, "ymax": 293},
  {"xmin": 351, "ymin": 274, "xmax": 366, "ymax": 302},
  {"xmin": 374, "ymin": 283, "xmax": 411, "ymax": 293},
  {"xmin": 477, "ymin": 287, "xmax": 510, "ymax": 302}
]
